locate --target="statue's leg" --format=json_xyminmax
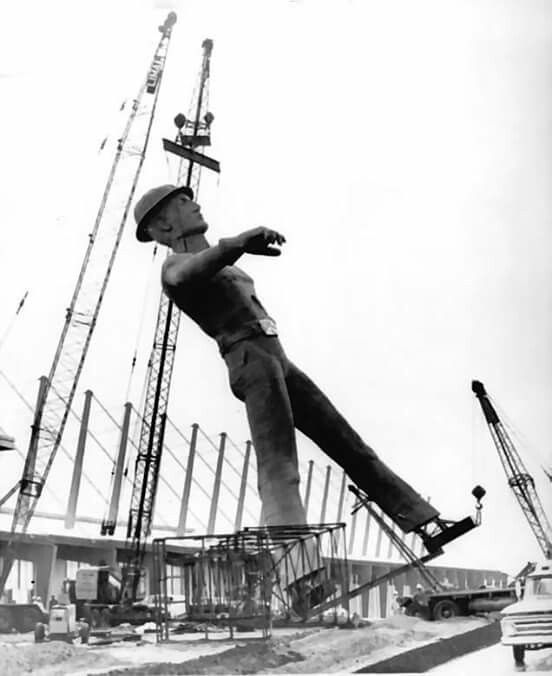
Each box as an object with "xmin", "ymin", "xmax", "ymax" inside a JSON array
[
  {"xmin": 224, "ymin": 339, "xmax": 307, "ymax": 527},
  {"xmin": 225, "ymin": 339, "xmax": 326, "ymax": 602},
  {"xmin": 285, "ymin": 363, "xmax": 439, "ymax": 533}
]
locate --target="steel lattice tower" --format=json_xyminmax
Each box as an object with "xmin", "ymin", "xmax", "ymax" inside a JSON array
[
  {"xmin": 124, "ymin": 39, "xmax": 219, "ymax": 598},
  {"xmin": 0, "ymin": 12, "xmax": 178, "ymax": 594}
]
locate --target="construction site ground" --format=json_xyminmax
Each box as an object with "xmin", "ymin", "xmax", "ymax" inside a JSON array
[{"xmin": 0, "ymin": 614, "xmax": 502, "ymax": 675}]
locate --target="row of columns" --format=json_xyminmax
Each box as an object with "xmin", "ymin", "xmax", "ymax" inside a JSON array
[
  {"xmin": 56, "ymin": 383, "xmax": 425, "ymax": 560},
  {"xmin": 60, "ymin": 391, "xmax": 256, "ymax": 538}
]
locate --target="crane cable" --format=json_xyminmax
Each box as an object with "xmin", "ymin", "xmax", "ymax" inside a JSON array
[
  {"xmin": 120, "ymin": 245, "xmax": 161, "ymax": 485},
  {"xmin": 489, "ymin": 389, "xmax": 551, "ymax": 484},
  {"xmin": 0, "ymin": 291, "xmax": 29, "ymax": 358},
  {"xmin": 124, "ymin": 244, "xmax": 159, "ymax": 403}
]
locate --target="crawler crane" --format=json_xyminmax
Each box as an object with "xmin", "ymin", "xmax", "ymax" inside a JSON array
[
  {"xmin": 472, "ymin": 380, "xmax": 552, "ymax": 559},
  {"xmin": 118, "ymin": 38, "xmax": 220, "ymax": 601},
  {"xmin": 0, "ymin": 12, "xmax": 178, "ymax": 597}
]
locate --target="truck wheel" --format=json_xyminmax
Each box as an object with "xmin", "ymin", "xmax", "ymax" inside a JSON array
[
  {"xmin": 432, "ymin": 599, "xmax": 460, "ymax": 621},
  {"xmin": 512, "ymin": 645, "xmax": 525, "ymax": 667},
  {"xmin": 34, "ymin": 622, "xmax": 46, "ymax": 643},
  {"xmin": 78, "ymin": 622, "xmax": 90, "ymax": 644}
]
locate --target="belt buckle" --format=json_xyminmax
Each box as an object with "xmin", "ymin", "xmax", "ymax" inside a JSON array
[{"xmin": 259, "ymin": 318, "xmax": 278, "ymax": 336}]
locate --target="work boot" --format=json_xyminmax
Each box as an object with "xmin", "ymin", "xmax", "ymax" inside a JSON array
[{"xmin": 415, "ymin": 516, "xmax": 477, "ymax": 554}]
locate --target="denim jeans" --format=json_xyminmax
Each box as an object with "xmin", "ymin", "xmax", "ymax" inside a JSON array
[{"xmin": 224, "ymin": 335, "xmax": 439, "ymax": 532}]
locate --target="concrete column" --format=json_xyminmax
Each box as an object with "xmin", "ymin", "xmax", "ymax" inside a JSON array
[
  {"xmin": 234, "ymin": 441, "xmax": 251, "ymax": 531},
  {"xmin": 386, "ymin": 522, "xmax": 396, "ymax": 560},
  {"xmin": 319, "ymin": 465, "xmax": 331, "ymax": 523},
  {"xmin": 362, "ymin": 509, "xmax": 372, "ymax": 557},
  {"xmin": 374, "ymin": 509, "xmax": 385, "ymax": 559},
  {"xmin": 358, "ymin": 563, "xmax": 372, "ymax": 617},
  {"xmin": 258, "ymin": 504, "xmax": 265, "ymax": 527},
  {"xmin": 348, "ymin": 508, "xmax": 358, "ymax": 555},
  {"xmin": 65, "ymin": 389, "xmax": 93, "ymax": 529},
  {"xmin": 51, "ymin": 559, "xmax": 67, "ymax": 600},
  {"xmin": 303, "ymin": 460, "xmax": 314, "ymax": 518},
  {"xmin": 177, "ymin": 423, "xmax": 198, "ymax": 536},
  {"xmin": 336, "ymin": 471, "xmax": 347, "ymax": 522},
  {"xmin": 380, "ymin": 570, "xmax": 390, "ymax": 617},
  {"xmin": 34, "ymin": 544, "xmax": 57, "ymax": 604},
  {"xmin": 207, "ymin": 433, "xmax": 226, "ymax": 535},
  {"xmin": 104, "ymin": 401, "xmax": 132, "ymax": 534},
  {"xmin": 368, "ymin": 587, "xmax": 381, "ymax": 618}
]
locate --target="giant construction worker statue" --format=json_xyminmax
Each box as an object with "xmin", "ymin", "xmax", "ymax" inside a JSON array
[{"xmin": 134, "ymin": 184, "xmax": 445, "ymax": 548}]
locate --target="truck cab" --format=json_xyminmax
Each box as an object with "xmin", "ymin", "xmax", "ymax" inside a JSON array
[{"xmin": 501, "ymin": 561, "xmax": 552, "ymax": 667}]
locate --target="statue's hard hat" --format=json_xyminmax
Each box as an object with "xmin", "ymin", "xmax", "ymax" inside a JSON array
[{"xmin": 134, "ymin": 184, "xmax": 194, "ymax": 242}]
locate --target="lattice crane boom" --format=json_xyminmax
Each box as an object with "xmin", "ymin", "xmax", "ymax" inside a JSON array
[
  {"xmin": 472, "ymin": 380, "xmax": 552, "ymax": 558},
  {"xmin": 124, "ymin": 39, "xmax": 218, "ymax": 599},
  {"xmin": 0, "ymin": 12, "xmax": 178, "ymax": 594}
]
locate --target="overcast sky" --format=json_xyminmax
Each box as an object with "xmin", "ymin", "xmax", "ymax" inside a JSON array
[{"xmin": 0, "ymin": 0, "xmax": 551, "ymax": 576}]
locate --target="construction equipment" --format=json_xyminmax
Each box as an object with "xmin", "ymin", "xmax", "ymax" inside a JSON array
[
  {"xmin": 0, "ymin": 12, "xmax": 178, "ymax": 597},
  {"xmin": 34, "ymin": 604, "xmax": 89, "ymax": 644},
  {"xmin": 0, "ymin": 602, "xmax": 47, "ymax": 633},
  {"xmin": 118, "ymin": 38, "xmax": 220, "ymax": 602},
  {"xmin": 500, "ymin": 560, "xmax": 552, "ymax": 668},
  {"xmin": 62, "ymin": 565, "xmax": 156, "ymax": 628},
  {"xmin": 472, "ymin": 380, "xmax": 552, "ymax": 558},
  {"xmin": 346, "ymin": 486, "xmax": 517, "ymax": 622},
  {"xmin": 150, "ymin": 484, "xmax": 488, "ymax": 640}
]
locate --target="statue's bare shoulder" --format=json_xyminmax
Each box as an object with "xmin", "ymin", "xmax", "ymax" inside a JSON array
[{"xmin": 162, "ymin": 252, "xmax": 195, "ymax": 289}]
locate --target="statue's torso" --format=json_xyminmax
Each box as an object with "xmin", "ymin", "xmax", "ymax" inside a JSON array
[{"xmin": 163, "ymin": 264, "xmax": 271, "ymax": 340}]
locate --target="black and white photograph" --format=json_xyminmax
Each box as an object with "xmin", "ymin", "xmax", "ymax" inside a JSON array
[{"xmin": 0, "ymin": 1, "xmax": 551, "ymax": 673}]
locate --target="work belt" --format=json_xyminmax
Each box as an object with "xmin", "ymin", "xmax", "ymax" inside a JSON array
[{"xmin": 216, "ymin": 318, "xmax": 278, "ymax": 356}]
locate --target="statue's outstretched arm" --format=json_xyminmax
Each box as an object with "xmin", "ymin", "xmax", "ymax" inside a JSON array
[{"xmin": 163, "ymin": 227, "xmax": 285, "ymax": 286}]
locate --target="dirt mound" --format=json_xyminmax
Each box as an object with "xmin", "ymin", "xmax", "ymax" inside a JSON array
[
  {"xmin": 94, "ymin": 640, "xmax": 305, "ymax": 675},
  {"xmin": 0, "ymin": 638, "xmax": 84, "ymax": 675},
  {"xmin": 87, "ymin": 616, "xmax": 488, "ymax": 675}
]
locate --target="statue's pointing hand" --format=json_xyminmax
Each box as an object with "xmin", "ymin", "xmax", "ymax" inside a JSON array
[{"xmin": 235, "ymin": 227, "xmax": 286, "ymax": 256}]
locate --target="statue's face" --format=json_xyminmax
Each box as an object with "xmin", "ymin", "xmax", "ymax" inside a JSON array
[{"xmin": 147, "ymin": 192, "xmax": 208, "ymax": 243}]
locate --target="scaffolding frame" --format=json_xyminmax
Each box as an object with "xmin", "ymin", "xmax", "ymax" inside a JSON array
[{"xmin": 152, "ymin": 522, "xmax": 349, "ymax": 641}]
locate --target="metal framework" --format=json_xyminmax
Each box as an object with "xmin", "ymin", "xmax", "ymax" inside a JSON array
[
  {"xmin": 472, "ymin": 380, "xmax": 552, "ymax": 558},
  {"xmin": 0, "ymin": 13, "xmax": 178, "ymax": 594},
  {"xmin": 152, "ymin": 523, "xmax": 349, "ymax": 641},
  {"xmin": 348, "ymin": 486, "xmax": 444, "ymax": 592},
  {"xmin": 124, "ymin": 38, "xmax": 218, "ymax": 599}
]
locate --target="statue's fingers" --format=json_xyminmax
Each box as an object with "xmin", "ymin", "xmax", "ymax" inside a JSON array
[{"xmin": 260, "ymin": 246, "xmax": 281, "ymax": 256}]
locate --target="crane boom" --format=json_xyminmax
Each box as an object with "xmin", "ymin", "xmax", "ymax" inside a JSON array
[
  {"xmin": 472, "ymin": 380, "xmax": 552, "ymax": 558},
  {"xmin": 0, "ymin": 12, "xmax": 177, "ymax": 594},
  {"xmin": 124, "ymin": 39, "xmax": 217, "ymax": 599}
]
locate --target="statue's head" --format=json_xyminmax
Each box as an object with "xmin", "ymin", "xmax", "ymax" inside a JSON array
[{"xmin": 134, "ymin": 184, "xmax": 208, "ymax": 245}]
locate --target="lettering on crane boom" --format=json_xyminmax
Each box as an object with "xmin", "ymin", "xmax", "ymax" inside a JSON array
[{"xmin": 146, "ymin": 56, "xmax": 163, "ymax": 94}]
